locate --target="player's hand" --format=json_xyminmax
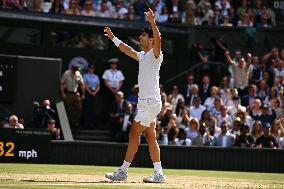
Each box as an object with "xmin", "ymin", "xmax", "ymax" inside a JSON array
[
  {"xmin": 104, "ymin": 27, "xmax": 114, "ymax": 40},
  {"xmin": 144, "ymin": 8, "xmax": 155, "ymax": 24}
]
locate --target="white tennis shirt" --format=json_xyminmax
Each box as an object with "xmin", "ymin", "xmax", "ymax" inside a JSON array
[{"xmin": 137, "ymin": 49, "xmax": 163, "ymax": 101}]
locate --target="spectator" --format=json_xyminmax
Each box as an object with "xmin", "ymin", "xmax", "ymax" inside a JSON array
[
  {"xmin": 83, "ymin": 63, "xmax": 100, "ymax": 129},
  {"xmin": 190, "ymin": 97, "xmax": 206, "ymax": 120},
  {"xmin": 158, "ymin": 94, "xmax": 172, "ymax": 128},
  {"xmin": 96, "ymin": 0, "xmax": 112, "ymax": 18},
  {"xmin": 230, "ymin": 117, "xmax": 241, "ymax": 136},
  {"xmin": 210, "ymin": 97, "xmax": 222, "ymax": 118},
  {"xmin": 237, "ymin": 0, "xmax": 248, "ymax": 19},
  {"xmin": 235, "ymin": 109, "xmax": 253, "ymax": 129},
  {"xmin": 264, "ymin": 86, "xmax": 279, "ymax": 106},
  {"xmin": 228, "ymin": 7, "xmax": 239, "ymax": 26},
  {"xmin": 186, "ymin": 118, "xmax": 199, "ymax": 141},
  {"xmin": 220, "ymin": 15, "xmax": 233, "ymax": 27},
  {"xmin": 203, "ymin": 125, "xmax": 216, "ymax": 146},
  {"xmin": 49, "ymin": 0, "xmax": 65, "ymax": 14},
  {"xmin": 168, "ymin": 85, "xmax": 184, "ymax": 113},
  {"xmin": 165, "ymin": 115, "xmax": 179, "ymax": 144},
  {"xmin": 241, "ymin": 84, "xmax": 259, "ymax": 109},
  {"xmin": 3, "ymin": 115, "xmax": 24, "ymax": 129},
  {"xmin": 127, "ymin": 84, "xmax": 139, "ymax": 111},
  {"xmin": 255, "ymin": 122, "xmax": 278, "ymax": 148},
  {"xmin": 124, "ymin": 4, "xmax": 140, "ymax": 20},
  {"xmin": 225, "ymin": 51, "xmax": 251, "ymax": 98},
  {"xmin": 81, "ymin": 0, "xmax": 95, "ymax": 16},
  {"xmin": 47, "ymin": 119, "xmax": 61, "ymax": 140},
  {"xmin": 271, "ymin": 119, "xmax": 284, "ymax": 148},
  {"xmin": 187, "ymin": 84, "xmax": 199, "ymax": 107},
  {"xmin": 155, "ymin": 120, "xmax": 168, "ymax": 145},
  {"xmin": 191, "ymin": 122, "xmax": 206, "ymax": 146},
  {"xmin": 111, "ymin": 0, "xmax": 128, "ymax": 19},
  {"xmin": 249, "ymin": 98, "xmax": 262, "ymax": 121},
  {"xmin": 199, "ymin": 109, "xmax": 215, "ymax": 129},
  {"xmin": 262, "ymin": 48, "xmax": 280, "ymax": 70},
  {"xmin": 181, "ymin": 73, "xmax": 195, "ymax": 106},
  {"xmin": 65, "ymin": 0, "xmax": 80, "ymax": 15},
  {"xmin": 109, "ymin": 91, "xmax": 129, "ymax": 140},
  {"xmin": 217, "ymin": 105, "xmax": 233, "ymax": 128},
  {"xmin": 42, "ymin": 99, "xmax": 57, "ymax": 128},
  {"xmin": 115, "ymin": 102, "xmax": 135, "ymax": 143},
  {"xmin": 201, "ymin": 1, "xmax": 213, "ymax": 24},
  {"xmin": 175, "ymin": 128, "xmax": 191, "ymax": 146},
  {"xmin": 250, "ymin": 120, "xmax": 263, "ymax": 145},
  {"xmin": 213, "ymin": 5, "xmax": 222, "ymax": 26},
  {"xmin": 194, "ymin": 6, "xmax": 204, "ymax": 25},
  {"xmin": 60, "ymin": 63, "xmax": 85, "ymax": 129},
  {"xmin": 155, "ymin": 5, "xmax": 169, "ymax": 23},
  {"xmin": 234, "ymin": 124, "xmax": 254, "ymax": 147},
  {"xmin": 215, "ymin": 0, "xmax": 230, "ymax": 17},
  {"xmin": 215, "ymin": 121, "xmax": 235, "ymax": 147},
  {"xmin": 219, "ymin": 76, "xmax": 231, "ymax": 103},
  {"xmin": 258, "ymin": 103, "xmax": 276, "ymax": 126},
  {"xmin": 257, "ymin": 80, "xmax": 269, "ymax": 102},
  {"xmin": 204, "ymin": 86, "xmax": 220, "ymax": 110},
  {"xmin": 4, "ymin": 0, "xmax": 20, "ymax": 9},
  {"xmin": 199, "ymin": 75, "xmax": 212, "ymax": 104}
]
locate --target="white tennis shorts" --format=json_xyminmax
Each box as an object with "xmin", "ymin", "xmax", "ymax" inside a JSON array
[{"xmin": 134, "ymin": 98, "xmax": 162, "ymax": 127}]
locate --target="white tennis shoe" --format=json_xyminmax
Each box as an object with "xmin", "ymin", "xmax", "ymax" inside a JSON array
[
  {"xmin": 105, "ymin": 168, "xmax": 128, "ymax": 181},
  {"xmin": 143, "ymin": 171, "xmax": 166, "ymax": 183}
]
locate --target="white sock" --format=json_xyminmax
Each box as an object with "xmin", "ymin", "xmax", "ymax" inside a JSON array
[
  {"xmin": 120, "ymin": 160, "xmax": 131, "ymax": 171},
  {"xmin": 153, "ymin": 162, "xmax": 163, "ymax": 174}
]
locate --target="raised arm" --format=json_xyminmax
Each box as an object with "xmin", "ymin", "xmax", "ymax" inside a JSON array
[
  {"xmin": 104, "ymin": 27, "xmax": 138, "ymax": 61},
  {"xmin": 224, "ymin": 51, "xmax": 233, "ymax": 65},
  {"xmin": 145, "ymin": 8, "xmax": 161, "ymax": 58}
]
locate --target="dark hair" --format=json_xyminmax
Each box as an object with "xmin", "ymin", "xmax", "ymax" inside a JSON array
[{"xmin": 143, "ymin": 27, "xmax": 153, "ymax": 38}]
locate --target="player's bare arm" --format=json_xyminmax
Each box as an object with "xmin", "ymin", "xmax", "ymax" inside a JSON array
[
  {"xmin": 104, "ymin": 27, "xmax": 138, "ymax": 61},
  {"xmin": 145, "ymin": 8, "xmax": 161, "ymax": 58}
]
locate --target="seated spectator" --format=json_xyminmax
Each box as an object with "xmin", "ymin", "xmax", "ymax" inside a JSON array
[
  {"xmin": 111, "ymin": 0, "xmax": 127, "ymax": 19},
  {"xmin": 155, "ymin": 120, "xmax": 168, "ymax": 145},
  {"xmin": 65, "ymin": 0, "xmax": 80, "ymax": 15},
  {"xmin": 190, "ymin": 97, "xmax": 206, "ymax": 120},
  {"xmin": 49, "ymin": 0, "xmax": 65, "ymax": 14},
  {"xmin": 168, "ymin": 85, "xmax": 184, "ymax": 113},
  {"xmin": 96, "ymin": 0, "xmax": 111, "ymax": 18},
  {"xmin": 228, "ymin": 7, "xmax": 239, "ymax": 26},
  {"xmin": 187, "ymin": 84, "xmax": 199, "ymax": 107},
  {"xmin": 4, "ymin": 0, "xmax": 20, "ymax": 9},
  {"xmin": 217, "ymin": 105, "xmax": 233, "ymax": 128},
  {"xmin": 114, "ymin": 102, "xmax": 135, "ymax": 143},
  {"xmin": 255, "ymin": 122, "xmax": 278, "ymax": 148},
  {"xmin": 209, "ymin": 97, "xmax": 222, "ymax": 118},
  {"xmin": 175, "ymin": 99, "xmax": 190, "ymax": 129},
  {"xmin": 249, "ymin": 98, "xmax": 262, "ymax": 120},
  {"xmin": 257, "ymin": 80, "xmax": 269, "ymax": 102},
  {"xmin": 165, "ymin": 115, "xmax": 179, "ymax": 144},
  {"xmin": 186, "ymin": 118, "xmax": 199, "ymax": 141},
  {"xmin": 258, "ymin": 103, "xmax": 276, "ymax": 126},
  {"xmin": 250, "ymin": 120, "xmax": 263, "ymax": 145},
  {"xmin": 228, "ymin": 96, "xmax": 246, "ymax": 116},
  {"xmin": 230, "ymin": 117, "xmax": 241, "ymax": 137},
  {"xmin": 214, "ymin": 121, "xmax": 235, "ymax": 147},
  {"xmin": 124, "ymin": 4, "xmax": 140, "ymax": 20},
  {"xmin": 234, "ymin": 109, "xmax": 253, "ymax": 129},
  {"xmin": 191, "ymin": 122, "xmax": 206, "ymax": 146},
  {"xmin": 155, "ymin": 5, "xmax": 169, "ymax": 23},
  {"xmin": 174, "ymin": 128, "xmax": 192, "ymax": 146},
  {"xmin": 3, "ymin": 115, "xmax": 24, "ymax": 129},
  {"xmin": 109, "ymin": 91, "xmax": 129, "ymax": 139},
  {"xmin": 81, "ymin": 0, "xmax": 95, "ymax": 16},
  {"xmin": 204, "ymin": 86, "xmax": 221, "ymax": 110},
  {"xmin": 203, "ymin": 126, "xmax": 216, "ymax": 146},
  {"xmin": 127, "ymin": 84, "xmax": 139, "ymax": 112},
  {"xmin": 234, "ymin": 124, "xmax": 254, "ymax": 148},
  {"xmin": 199, "ymin": 109, "xmax": 215, "ymax": 129},
  {"xmin": 271, "ymin": 119, "xmax": 284, "ymax": 148},
  {"xmin": 241, "ymin": 84, "xmax": 259, "ymax": 110},
  {"xmin": 47, "ymin": 119, "xmax": 61, "ymax": 140},
  {"xmin": 220, "ymin": 15, "xmax": 233, "ymax": 27}
]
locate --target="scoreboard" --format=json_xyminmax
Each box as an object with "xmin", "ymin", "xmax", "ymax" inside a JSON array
[{"xmin": 0, "ymin": 128, "xmax": 51, "ymax": 163}]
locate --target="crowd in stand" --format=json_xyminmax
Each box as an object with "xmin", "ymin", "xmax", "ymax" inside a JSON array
[
  {"xmin": 0, "ymin": 0, "xmax": 282, "ymax": 27},
  {"xmin": 107, "ymin": 47, "xmax": 284, "ymax": 149}
]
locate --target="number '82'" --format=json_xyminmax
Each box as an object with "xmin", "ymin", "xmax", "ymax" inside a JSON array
[{"xmin": 0, "ymin": 141, "xmax": 15, "ymax": 157}]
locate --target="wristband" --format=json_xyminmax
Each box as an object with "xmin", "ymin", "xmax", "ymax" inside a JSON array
[{"xmin": 112, "ymin": 37, "xmax": 122, "ymax": 47}]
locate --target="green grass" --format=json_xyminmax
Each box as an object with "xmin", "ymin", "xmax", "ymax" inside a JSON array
[{"xmin": 0, "ymin": 163, "xmax": 283, "ymax": 189}]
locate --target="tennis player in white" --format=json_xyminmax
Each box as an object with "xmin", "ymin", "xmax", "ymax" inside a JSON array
[{"xmin": 104, "ymin": 8, "xmax": 166, "ymax": 183}]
